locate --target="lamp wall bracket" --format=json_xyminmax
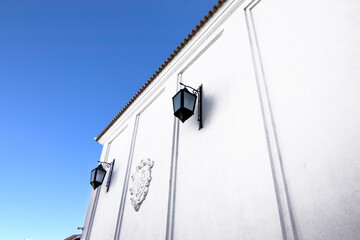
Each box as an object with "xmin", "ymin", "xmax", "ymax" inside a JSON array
[
  {"xmin": 98, "ymin": 160, "xmax": 114, "ymax": 168},
  {"xmin": 179, "ymin": 83, "xmax": 203, "ymax": 130},
  {"xmin": 97, "ymin": 159, "xmax": 115, "ymax": 192},
  {"xmin": 179, "ymin": 82, "xmax": 200, "ymax": 95}
]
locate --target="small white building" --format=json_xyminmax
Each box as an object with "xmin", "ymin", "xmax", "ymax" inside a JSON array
[{"xmin": 80, "ymin": 0, "xmax": 360, "ymax": 239}]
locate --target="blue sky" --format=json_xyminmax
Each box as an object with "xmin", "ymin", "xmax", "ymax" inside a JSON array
[{"xmin": 0, "ymin": 0, "xmax": 218, "ymax": 239}]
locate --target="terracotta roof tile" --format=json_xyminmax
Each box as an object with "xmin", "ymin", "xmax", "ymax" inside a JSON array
[
  {"xmin": 64, "ymin": 234, "xmax": 81, "ymax": 240},
  {"xmin": 95, "ymin": 0, "xmax": 227, "ymax": 142}
]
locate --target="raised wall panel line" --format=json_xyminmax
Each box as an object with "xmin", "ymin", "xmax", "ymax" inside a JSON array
[
  {"xmin": 244, "ymin": 1, "xmax": 298, "ymax": 239},
  {"xmin": 165, "ymin": 74, "xmax": 181, "ymax": 240},
  {"xmin": 113, "ymin": 115, "xmax": 140, "ymax": 240}
]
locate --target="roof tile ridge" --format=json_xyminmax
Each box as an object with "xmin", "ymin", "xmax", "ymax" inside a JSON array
[{"xmin": 95, "ymin": 0, "xmax": 227, "ymax": 142}]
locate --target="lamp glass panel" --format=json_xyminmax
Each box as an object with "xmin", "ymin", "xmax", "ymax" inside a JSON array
[
  {"xmin": 90, "ymin": 169, "xmax": 95, "ymax": 182},
  {"xmin": 173, "ymin": 91, "xmax": 181, "ymax": 112},
  {"xmin": 183, "ymin": 90, "xmax": 197, "ymax": 111},
  {"xmin": 95, "ymin": 168, "xmax": 106, "ymax": 182}
]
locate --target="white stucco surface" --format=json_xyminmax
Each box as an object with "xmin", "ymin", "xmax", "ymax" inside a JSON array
[
  {"xmin": 119, "ymin": 82, "xmax": 175, "ymax": 240},
  {"xmin": 173, "ymin": 8, "xmax": 281, "ymax": 239},
  {"xmin": 81, "ymin": 0, "xmax": 360, "ymax": 239},
  {"xmin": 253, "ymin": 1, "xmax": 360, "ymax": 239}
]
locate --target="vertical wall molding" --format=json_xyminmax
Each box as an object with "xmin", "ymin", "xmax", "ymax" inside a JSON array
[
  {"xmin": 165, "ymin": 74, "xmax": 181, "ymax": 240},
  {"xmin": 84, "ymin": 143, "xmax": 112, "ymax": 240},
  {"xmin": 84, "ymin": 187, "xmax": 101, "ymax": 240},
  {"xmin": 113, "ymin": 115, "xmax": 140, "ymax": 240},
  {"xmin": 244, "ymin": 1, "xmax": 298, "ymax": 239}
]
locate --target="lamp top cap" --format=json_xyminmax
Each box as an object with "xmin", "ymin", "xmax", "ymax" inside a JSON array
[{"xmin": 95, "ymin": 163, "xmax": 106, "ymax": 171}]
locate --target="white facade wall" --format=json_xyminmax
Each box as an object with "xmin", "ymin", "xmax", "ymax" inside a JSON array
[{"xmin": 81, "ymin": 0, "xmax": 360, "ymax": 239}]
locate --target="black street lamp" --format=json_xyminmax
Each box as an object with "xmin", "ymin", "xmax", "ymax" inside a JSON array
[
  {"xmin": 172, "ymin": 83, "xmax": 203, "ymax": 129},
  {"xmin": 90, "ymin": 160, "xmax": 115, "ymax": 191}
]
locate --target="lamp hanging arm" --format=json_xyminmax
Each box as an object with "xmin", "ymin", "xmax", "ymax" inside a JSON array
[
  {"xmin": 179, "ymin": 83, "xmax": 200, "ymax": 94},
  {"xmin": 98, "ymin": 161, "xmax": 113, "ymax": 168}
]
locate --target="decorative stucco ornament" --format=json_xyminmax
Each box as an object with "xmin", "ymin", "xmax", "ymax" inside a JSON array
[{"xmin": 129, "ymin": 158, "xmax": 154, "ymax": 211}]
